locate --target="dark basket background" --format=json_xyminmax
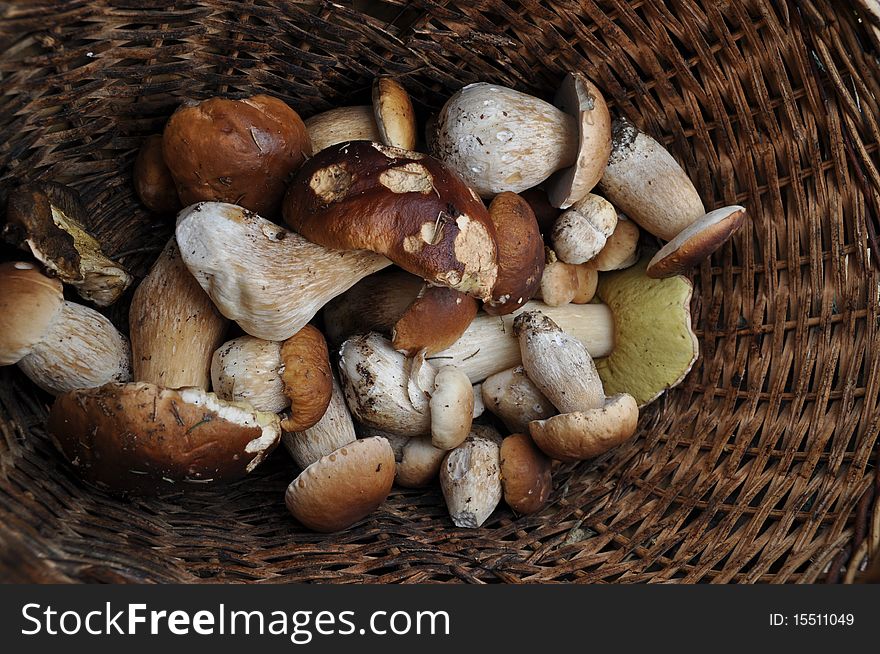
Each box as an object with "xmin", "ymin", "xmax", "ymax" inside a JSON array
[{"xmin": 0, "ymin": 0, "xmax": 879, "ymax": 583}]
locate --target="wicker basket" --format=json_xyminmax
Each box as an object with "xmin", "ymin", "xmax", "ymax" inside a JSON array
[{"xmin": 1, "ymin": 0, "xmax": 878, "ymax": 584}]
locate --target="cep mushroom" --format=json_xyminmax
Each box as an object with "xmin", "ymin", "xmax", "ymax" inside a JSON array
[
  {"xmin": 537, "ymin": 249, "xmax": 597, "ymax": 306},
  {"xmin": 0, "ymin": 261, "xmax": 131, "ymax": 395},
  {"xmin": 550, "ymin": 193, "xmax": 617, "ymax": 264},
  {"xmin": 133, "ymin": 135, "xmax": 181, "ymax": 214},
  {"xmin": 430, "ymin": 365, "xmax": 474, "ymax": 450},
  {"xmin": 430, "ymin": 72, "xmax": 611, "ymax": 208},
  {"xmin": 513, "ymin": 311, "xmax": 639, "ymax": 462},
  {"xmin": 282, "ymin": 374, "xmax": 357, "ymax": 469},
  {"xmin": 593, "ymin": 215, "xmax": 640, "ymax": 271},
  {"xmin": 439, "ymin": 428, "xmax": 503, "ymax": 528},
  {"xmin": 481, "ymin": 366, "xmax": 556, "ymax": 434},
  {"xmin": 162, "ymin": 94, "xmax": 311, "ymax": 217},
  {"xmin": 396, "ymin": 436, "xmax": 448, "ymax": 488},
  {"xmin": 284, "ymin": 437, "xmax": 395, "ymax": 533},
  {"xmin": 211, "ymin": 325, "xmax": 333, "ymax": 431},
  {"xmin": 175, "ymin": 201, "xmax": 391, "ymax": 341},
  {"xmin": 129, "ymin": 239, "xmax": 228, "ymax": 390},
  {"xmin": 3, "ymin": 182, "xmax": 132, "ymax": 306},
  {"xmin": 47, "ymin": 382, "xmax": 281, "ymax": 492},
  {"xmin": 305, "ymin": 77, "xmax": 416, "ymax": 153},
  {"xmin": 500, "ymin": 433, "xmax": 553, "ymax": 515}
]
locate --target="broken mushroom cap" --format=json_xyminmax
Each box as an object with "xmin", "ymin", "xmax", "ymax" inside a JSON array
[
  {"xmin": 284, "ymin": 437, "xmax": 395, "ymax": 533},
  {"xmin": 593, "ymin": 214, "xmax": 640, "ymax": 271},
  {"xmin": 130, "ymin": 239, "xmax": 228, "ymax": 390},
  {"xmin": 551, "ymin": 193, "xmax": 617, "ymax": 264},
  {"xmin": 596, "ymin": 256, "xmax": 699, "ymax": 406},
  {"xmin": 397, "ymin": 436, "xmax": 447, "ymax": 488},
  {"xmin": 279, "ymin": 324, "xmax": 333, "ymax": 432},
  {"xmin": 162, "ymin": 94, "xmax": 311, "ymax": 217},
  {"xmin": 283, "ymin": 141, "xmax": 499, "ymax": 300},
  {"xmin": 305, "ymin": 105, "xmax": 382, "ymax": 153},
  {"xmin": 373, "ymin": 77, "xmax": 417, "ymax": 150},
  {"xmin": 282, "ymin": 373, "xmax": 357, "ymax": 469},
  {"xmin": 545, "ymin": 72, "xmax": 613, "ymax": 209},
  {"xmin": 500, "ymin": 433, "xmax": 552, "ymax": 515},
  {"xmin": 176, "ymin": 201, "xmax": 390, "ymax": 341},
  {"xmin": 47, "ymin": 382, "xmax": 281, "ymax": 492},
  {"xmin": 481, "ymin": 366, "xmax": 556, "ymax": 434},
  {"xmin": 440, "ymin": 431, "xmax": 502, "ymax": 528},
  {"xmin": 646, "ymin": 205, "xmax": 747, "ymax": 278},
  {"xmin": 529, "ymin": 393, "xmax": 639, "ymax": 462},
  {"xmin": 392, "ymin": 284, "xmax": 478, "ymax": 356},
  {"xmin": 0, "ymin": 261, "xmax": 64, "ymax": 365},
  {"xmin": 483, "ymin": 191, "xmax": 545, "ymax": 315},
  {"xmin": 4, "ymin": 182, "xmax": 132, "ymax": 306},
  {"xmin": 430, "ymin": 365, "xmax": 474, "ymax": 450},
  {"xmin": 598, "ymin": 117, "xmax": 705, "ymax": 241},
  {"xmin": 133, "ymin": 134, "xmax": 181, "ymax": 213}
]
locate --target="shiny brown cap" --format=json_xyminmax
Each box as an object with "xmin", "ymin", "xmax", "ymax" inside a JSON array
[
  {"xmin": 47, "ymin": 382, "xmax": 281, "ymax": 492},
  {"xmin": 285, "ymin": 437, "xmax": 395, "ymax": 532},
  {"xmin": 484, "ymin": 192, "xmax": 545, "ymax": 315},
  {"xmin": 646, "ymin": 205, "xmax": 747, "ymax": 278},
  {"xmin": 280, "ymin": 324, "xmax": 333, "ymax": 432},
  {"xmin": 0, "ymin": 261, "xmax": 64, "ymax": 365},
  {"xmin": 133, "ymin": 134, "xmax": 181, "ymax": 214},
  {"xmin": 163, "ymin": 94, "xmax": 311, "ymax": 217},
  {"xmin": 282, "ymin": 141, "xmax": 499, "ymax": 300},
  {"xmin": 500, "ymin": 433, "xmax": 552, "ymax": 515},
  {"xmin": 392, "ymin": 284, "xmax": 478, "ymax": 356}
]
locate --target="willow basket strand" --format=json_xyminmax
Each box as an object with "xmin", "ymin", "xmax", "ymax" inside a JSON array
[{"xmin": 0, "ymin": 0, "xmax": 879, "ymax": 583}]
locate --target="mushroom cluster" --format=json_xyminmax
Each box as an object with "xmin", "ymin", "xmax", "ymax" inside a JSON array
[{"xmin": 1, "ymin": 71, "xmax": 742, "ymax": 532}]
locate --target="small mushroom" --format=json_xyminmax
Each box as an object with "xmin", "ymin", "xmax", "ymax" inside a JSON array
[
  {"xmin": 646, "ymin": 205, "xmax": 747, "ymax": 278},
  {"xmin": 431, "ymin": 73, "xmax": 611, "ymax": 207},
  {"xmin": 551, "ymin": 193, "xmax": 617, "ymax": 264},
  {"xmin": 430, "ymin": 365, "xmax": 474, "ymax": 450},
  {"xmin": 0, "ymin": 261, "xmax": 131, "ymax": 395},
  {"xmin": 397, "ymin": 436, "xmax": 447, "ymax": 488},
  {"xmin": 514, "ymin": 310, "xmax": 639, "ymax": 462},
  {"xmin": 338, "ymin": 332, "xmax": 435, "ymax": 437},
  {"xmin": 481, "ymin": 366, "xmax": 556, "ymax": 434},
  {"xmin": 537, "ymin": 249, "xmax": 597, "ymax": 306},
  {"xmin": 176, "ymin": 201, "xmax": 390, "ymax": 341},
  {"xmin": 4, "ymin": 182, "xmax": 132, "ymax": 306},
  {"xmin": 571, "ymin": 262, "xmax": 598, "ymax": 303},
  {"xmin": 593, "ymin": 214, "xmax": 640, "ymax": 271},
  {"xmin": 283, "ymin": 141, "xmax": 500, "ymax": 301},
  {"xmin": 133, "ymin": 134, "xmax": 181, "ymax": 213},
  {"xmin": 129, "ymin": 239, "xmax": 228, "ymax": 390},
  {"xmin": 392, "ymin": 284, "xmax": 478, "ymax": 356},
  {"xmin": 47, "ymin": 382, "xmax": 281, "ymax": 491},
  {"xmin": 282, "ymin": 374, "xmax": 357, "ymax": 469},
  {"xmin": 305, "ymin": 106, "xmax": 382, "ymax": 153},
  {"xmin": 211, "ymin": 325, "xmax": 333, "ymax": 430},
  {"xmin": 162, "ymin": 94, "xmax": 311, "ymax": 217},
  {"xmin": 439, "ymin": 430, "xmax": 502, "ymax": 528},
  {"xmin": 500, "ymin": 433, "xmax": 552, "ymax": 515},
  {"xmin": 284, "ymin": 437, "xmax": 395, "ymax": 532}
]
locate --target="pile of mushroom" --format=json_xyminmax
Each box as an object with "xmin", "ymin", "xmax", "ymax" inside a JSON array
[{"xmin": 0, "ymin": 71, "xmax": 743, "ymax": 532}]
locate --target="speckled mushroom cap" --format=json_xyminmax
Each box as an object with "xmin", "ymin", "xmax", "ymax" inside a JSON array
[
  {"xmin": 46, "ymin": 382, "xmax": 282, "ymax": 493},
  {"xmin": 284, "ymin": 436, "xmax": 396, "ymax": 532},
  {"xmin": 283, "ymin": 141, "xmax": 500, "ymax": 300},
  {"xmin": 0, "ymin": 261, "xmax": 64, "ymax": 366},
  {"xmin": 595, "ymin": 256, "xmax": 699, "ymax": 406}
]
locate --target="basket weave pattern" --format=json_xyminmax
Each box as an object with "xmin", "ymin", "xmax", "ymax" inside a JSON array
[{"xmin": 0, "ymin": 0, "xmax": 879, "ymax": 583}]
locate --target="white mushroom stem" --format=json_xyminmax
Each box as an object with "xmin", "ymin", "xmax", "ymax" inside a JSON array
[
  {"xmin": 429, "ymin": 301, "xmax": 613, "ymax": 384},
  {"xmin": 551, "ymin": 193, "xmax": 617, "ymax": 264},
  {"xmin": 211, "ymin": 335, "xmax": 286, "ymax": 414},
  {"xmin": 176, "ymin": 202, "xmax": 391, "ymax": 341},
  {"xmin": 282, "ymin": 375, "xmax": 357, "ymax": 469},
  {"xmin": 338, "ymin": 333, "xmax": 436, "ymax": 437},
  {"xmin": 17, "ymin": 301, "xmax": 131, "ymax": 395},
  {"xmin": 439, "ymin": 431, "xmax": 502, "ymax": 529}
]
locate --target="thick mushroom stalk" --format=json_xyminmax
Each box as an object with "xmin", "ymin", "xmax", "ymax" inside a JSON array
[
  {"xmin": 130, "ymin": 239, "xmax": 228, "ymax": 390},
  {"xmin": 440, "ymin": 429, "xmax": 503, "ymax": 528},
  {"xmin": 176, "ymin": 201, "xmax": 391, "ymax": 341},
  {"xmin": 282, "ymin": 374, "xmax": 357, "ymax": 469},
  {"xmin": 0, "ymin": 261, "xmax": 131, "ymax": 395}
]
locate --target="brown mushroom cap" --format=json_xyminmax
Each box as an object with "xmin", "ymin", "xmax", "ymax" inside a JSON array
[
  {"xmin": 0, "ymin": 261, "xmax": 64, "ymax": 365},
  {"xmin": 546, "ymin": 73, "xmax": 612, "ymax": 209},
  {"xmin": 162, "ymin": 94, "xmax": 311, "ymax": 217},
  {"xmin": 372, "ymin": 77, "xmax": 417, "ymax": 150},
  {"xmin": 133, "ymin": 134, "xmax": 181, "ymax": 213},
  {"xmin": 47, "ymin": 382, "xmax": 281, "ymax": 492},
  {"xmin": 500, "ymin": 433, "xmax": 552, "ymax": 515},
  {"xmin": 282, "ymin": 141, "xmax": 499, "ymax": 300},
  {"xmin": 280, "ymin": 324, "xmax": 333, "ymax": 432},
  {"xmin": 646, "ymin": 205, "xmax": 747, "ymax": 278},
  {"xmin": 284, "ymin": 437, "xmax": 395, "ymax": 532},
  {"xmin": 529, "ymin": 393, "xmax": 638, "ymax": 462},
  {"xmin": 483, "ymin": 192, "xmax": 545, "ymax": 315},
  {"xmin": 392, "ymin": 284, "xmax": 478, "ymax": 356}
]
